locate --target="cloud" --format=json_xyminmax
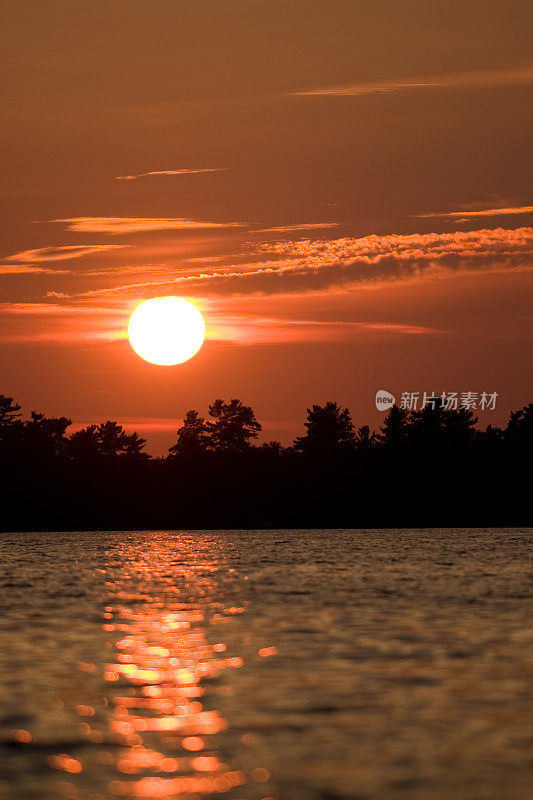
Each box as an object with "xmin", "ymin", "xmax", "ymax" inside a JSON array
[
  {"xmin": 74, "ymin": 227, "xmax": 533, "ymax": 300},
  {"xmin": 0, "ymin": 297, "xmax": 440, "ymax": 346},
  {"xmin": 210, "ymin": 316, "xmax": 441, "ymax": 345},
  {"xmin": 50, "ymin": 217, "xmax": 247, "ymax": 234},
  {"xmin": 290, "ymin": 65, "xmax": 533, "ymax": 97},
  {"xmin": 251, "ymin": 223, "xmax": 340, "ymax": 233},
  {"xmin": 418, "ymin": 205, "xmax": 533, "ymax": 219},
  {"xmin": 4, "ymin": 227, "xmax": 530, "ymax": 346},
  {"xmin": 70, "ymin": 417, "xmax": 180, "ymax": 432},
  {"xmin": 0, "ymin": 301, "xmax": 126, "ymax": 343},
  {"xmin": 185, "ymin": 255, "xmax": 240, "ymax": 264},
  {"xmin": 5, "ymin": 245, "xmax": 128, "ymax": 263},
  {"xmin": 0, "ymin": 302, "xmax": 106, "ymax": 316},
  {"xmin": 115, "ymin": 168, "xmax": 228, "ymax": 181},
  {"xmin": 83, "ymin": 263, "xmax": 189, "ymax": 278},
  {"xmin": 292, "ymin": 82, "xmax": 438, "ymax": 97},
  {"xmin": 0, "ymin": 264, "xmax": 71, "ymax": 275}
]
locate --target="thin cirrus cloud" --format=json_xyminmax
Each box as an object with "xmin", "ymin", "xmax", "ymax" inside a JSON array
[
  {"xmin": 290, "ymin": 64, "xmax": 533, "ymax": 97},
  {"xmin": 209, "ymin": 315, "xmax": 441, "ymax": 345},
  {"xmin": 74, "ymin": 227, "xmax": 533, "ymax": 300},
  {"xmin": 251, "ymin": 223, "xmax": 340, "ymax": 233},
  {"xmin": 49, "ymin": 217, "xmax": 247, "ymax": 235},
  {"xmin": 5, "ymin": 244, "xmax": 128, "ymax": 263},
  {"xmin": 115, "ymin": 167, "xmax": 228, "ymax": 181},
  {"xmin": 83, "ymin": 263, "xmax": 188, "ymax": 278},
  {"xmin": 0, "ymin": 299, "xmax": 440, "ymax": 346},
  {"xmin": 0, "ymin": 300, "xmax": 128, "ymax": 343},
  {"xmin": 418, "ymin": 205, "xmax": 533, "ymax": 219},
  {"xmin": 0, "ymin": 264, "xmax": 71, "ymax": 276},
  {"xmin": 70, "ymin": 418, "xmax": 180, "ymax": 433}
]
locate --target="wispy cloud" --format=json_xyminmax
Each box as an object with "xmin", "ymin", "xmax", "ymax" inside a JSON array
[
  {"xmin": 70, "ymin": 417, "xmax": 180, "ymax": 432},
  {"xmin": 115, "ymin": 168, "xmax": 228, "ymax": 181},
  {"xmin": 418, "ymin": 205, "xmax": 533, "ymax": 219},
  {"xmin": 5, "ymin": 245, "xmax": 128, "ymax": 263},
  {"xmin": 3, "ymin": 227, "xmax": 530, "ymax": 346},
  {"xmin": 251, "ymin": 223, "xmax": 340, "ymax": 233},
  {"xmin": 0, "ymin": 302, "xmax": 113, "ymax": 316},
  {"xmin": 83, "ymin": 264, "xmax": 190, "ymax": 278},
  {"xmin": 185, "ymin": 255, "xmax": 240, "ymax": 264},
  {"xmin": 49, "ymin": 217, "xmax": 247, "ymax": 235},
  {"xmin": 0, "ymin": 301, "xmax": 127, "ymax": 343},
  {"xmin": 72, "ymin": 227, "xmax": 533, "ymax": 300},
  {"xmin": 0, "ymin": 298, "xmax": 440, "ymax": 346},
  {"xmin": 292, "ymin": 81, "xmax": 437, "ymax": 97},
  {"xmin": 0, "ymin": 264, "xmax": 71, "ymax": 275},
  {"xmin": 290, "ymin": 65, "xmax": 533, "ymax": 97},
  {"xmin": 211, "ymin": 316, "xmax": 441, "ymax": 345}
]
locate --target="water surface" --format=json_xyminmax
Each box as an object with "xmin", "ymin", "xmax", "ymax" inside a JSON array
[{"xmin": 0, "ymin": 529, "xmax": 531, "ymax": 800}]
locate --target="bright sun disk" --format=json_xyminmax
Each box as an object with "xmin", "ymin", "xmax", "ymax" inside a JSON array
[{"xmin": 128, "ymin": 297, "xmax": 206, "ymax": 365}]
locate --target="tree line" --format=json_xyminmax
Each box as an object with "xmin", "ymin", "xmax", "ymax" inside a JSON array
[{"xmin": 0, "ymin": 393, "xmax": 531, "ymax": 530}]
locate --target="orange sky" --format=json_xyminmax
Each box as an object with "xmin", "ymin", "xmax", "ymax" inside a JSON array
[{"xmin": 1, "ymin": 1, "xmax": 532, "ymax": 453}]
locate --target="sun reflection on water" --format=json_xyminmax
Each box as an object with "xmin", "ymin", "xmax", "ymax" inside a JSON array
[{"xmin": 97, "ymin": 534, "xmax": 266, "ymax": 800}]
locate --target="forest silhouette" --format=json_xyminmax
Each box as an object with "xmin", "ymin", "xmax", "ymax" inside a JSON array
[{"xmin": 0, "ymin": 394, "xmax": 531, "ymax": 530}]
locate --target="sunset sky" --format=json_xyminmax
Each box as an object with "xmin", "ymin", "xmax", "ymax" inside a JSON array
[{"xmin": 2, "ymin": 0, "xmax": 532, "ymax": 452}]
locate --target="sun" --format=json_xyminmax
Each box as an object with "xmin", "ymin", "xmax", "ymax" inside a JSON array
[{"xmin": 128, "ymin": 297, "xmax": 206, "ymax": 365}]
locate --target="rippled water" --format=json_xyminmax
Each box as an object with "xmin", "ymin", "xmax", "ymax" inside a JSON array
[{"xmin": 0, "ymin": 529, "xmax": 531, "ymax": 800}]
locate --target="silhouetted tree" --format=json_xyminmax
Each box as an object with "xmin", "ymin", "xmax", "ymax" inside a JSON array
[
  {"xmin": 169, "ymin": 410, "xmax": 209, "ymax": 457},
  {"xmin": 68, "ymin": 425, "xmax": 101, "ymax": 461},
  {"xmin": 0, "ymin": 395, "xmax": 23, "ymax": 453},
  {"xmin": 122, "ymin": 431, "xmax": 149, "ymax": 461},
  {"xmin": 377, "ymin": 405, "xmax": 409, "ymax": 449},
  {"xmin": 23, "ymin": 411, "xmax": 71, "ymax": 458},
  {"xmin": 483, "ymin": 423, "xmax": 503, "ymax": 443},
  {"xmin": 293, "ymin": 402, "xmax": 355, "ymax": 457},
  {"xmin": 98, "ymin": 421, "xmax": 131, "ymax": 460},
  {"xmin": 0, "ymin": 395, "xmax": 22, "ymax": 427},
  {"xmin": 477, "ymin": 423, "xmax": 504, "ymax": 460},
  {"xmin": 443, "ymin": 407, "xmax": 478, "ymax": 448},
  {"xmin": 206, "ymin": 399, "xmax": 261, "ymax": 452},
  {"xmin": 505, "ymin": 403, "xmax": 533, "ymax": 446},
  {"xmin": 69, "ymin": 421, "xmax": 147, "ymax": 462},
  {"xmin": 408, "ymin": 397, "xmax": 448, "ymax": 450},
  {"xmin": 259, "ymin": 441, "xmax": 285, "ymax": 456},
  {"xmin": 354, "ymin": 424, "xmax": 377, "ymax": 452}
]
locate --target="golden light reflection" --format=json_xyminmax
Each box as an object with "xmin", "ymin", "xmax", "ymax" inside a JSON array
[
  {"xmin": 48, "ymin": 754, "xmax": 83, "ymax": 774},
  {"xmin": 98, "ymin": 534, "xmax": 271, "ymax": 800}
]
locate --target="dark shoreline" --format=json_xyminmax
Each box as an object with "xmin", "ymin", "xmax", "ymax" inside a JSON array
[
  {"xmin": 2, "ymin": 395, "xmax": 531, "ymax": 533},
  {"xmin": 2, "ymin": 525, "xmax": 531, "ymax": 534}
]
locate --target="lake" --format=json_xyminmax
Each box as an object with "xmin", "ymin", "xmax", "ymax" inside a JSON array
[{"xmin": 0, "ymin": 529, "xmax": 531, "ymax": 800}]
